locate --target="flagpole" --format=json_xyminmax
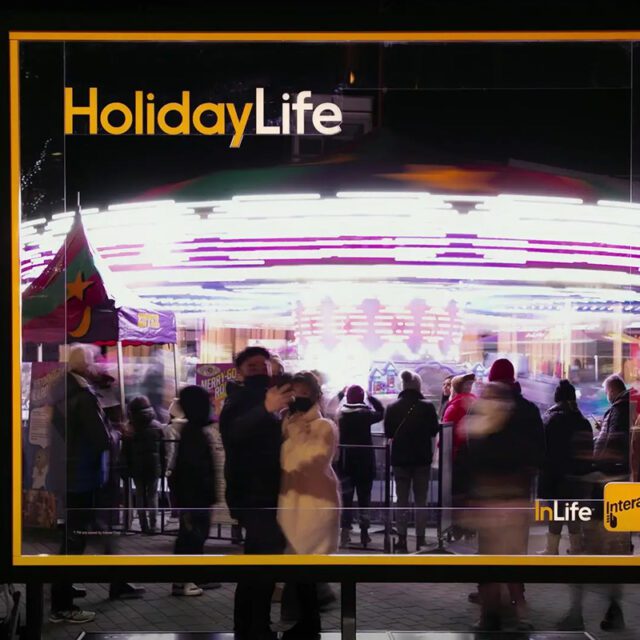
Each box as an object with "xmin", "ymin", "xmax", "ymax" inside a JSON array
[
  {"xmin": 116, "ymin": 341, "xmax": 126, "ymax": 420},
  {"xmin": 172, "ymin": 342, "xmax": 179, "ymax": 397},
  {"xmin": 116, "ymin": 340, "xmax": 132, "ymax": 531}
]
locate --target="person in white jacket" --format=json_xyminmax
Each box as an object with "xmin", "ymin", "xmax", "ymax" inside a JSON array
[{"xmin": 277, "ymin": 371, "xmax": 341, "ymax": 639}]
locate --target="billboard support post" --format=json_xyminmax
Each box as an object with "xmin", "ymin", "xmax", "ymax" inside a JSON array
[
  {"xmin": 341, "ymin": 581, "xmax": 356, "ymax": 640},
  {"xmin": 25, "ymin": 583, "xmax": 43, "ymax": 640}
]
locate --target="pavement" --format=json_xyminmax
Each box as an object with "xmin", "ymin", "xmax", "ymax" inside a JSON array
[
  {"xmin": 9, "ymin": 523, "xmax": 640, "ymax": 640},
  {"xmin": 5, "ymin": 580, "xmax": 640, "ymax": 640}
]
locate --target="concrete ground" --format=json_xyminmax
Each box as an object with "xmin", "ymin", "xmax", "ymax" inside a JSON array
[
  {"xmin": 10, "ymin": 524, "xmax": 640, "ymax": 640},
  {"xmin": 3, "ymin": 581, "xmax": 639, "ymax": 640}
]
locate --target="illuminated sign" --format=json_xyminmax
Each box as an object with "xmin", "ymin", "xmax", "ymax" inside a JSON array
[
  {"xmin": 64, "ymin": 88, "xmax": 342, "ymax": 148},
  {"xmin": 604, "ymin": 483, "xmax": 640, "ymax": 531},
  {"xmin": 137, "ymin": 312, "xmax": 160, "ymax": 329}
]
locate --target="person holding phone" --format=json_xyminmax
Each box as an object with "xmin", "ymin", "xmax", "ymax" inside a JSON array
[
  {"xmin": 278, "ymin": 371, "xmax": 340, "ymax": 639},
  {"xmin": 220, "ymin": 346, "xmax": 292, "ymax": 640}
]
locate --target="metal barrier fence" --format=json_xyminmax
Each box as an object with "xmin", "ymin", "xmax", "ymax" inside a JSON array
[{"xmin": 114, "ymin": 427, "xmax": 453, "ymax": 555}]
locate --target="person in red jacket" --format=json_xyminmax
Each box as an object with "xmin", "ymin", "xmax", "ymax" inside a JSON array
[
  {"xmin": 442, "ymin": 373, "xmax": 476, "ymax": 460},
  {"xmin": 443, "ymin": 373, "xmax": 476, "ymax": 544}
]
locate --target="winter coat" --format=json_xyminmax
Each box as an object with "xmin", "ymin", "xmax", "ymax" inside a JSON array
[
  {"xmin": 219, "ymin": 380, "xmax": 282, "ymax": 519},
  {"xmin": 442, "ymin": 392, "xmax": 476, "ymax": 459},
  {"xmin": 171, "ymin": 421, "xmax": 217, "ymax": 509},
  {"xmin": 278, "ymin": 404, "xmax": 341, "ymax": 554},
  {"xmin": 461, "ymin": 384, "xmax": 545, "ymax": 502},
  {"xmin": 337, "ymin": 395, "xmax": 384, "ymax": 480},
  {"xmin": 384, "ymin": 389, "xmax": 439, "ymax": 467},
  {"xmin": 538, "ymin": 402, "xmax": 594, "ymax": 499},
  {"xmin": 164, "ymin": 417, "xmax": 187, "ymax": 476},
  {"xmin": 51, "ymin": 372, "xmax": 110, "ymax": 493},
  {"xmin": 594, "ymin": 389, "xmax": 630, "ymax": 476},
  {"xmin": 123, "ymin": 408, "xmax": 165, "ymax": 481}
]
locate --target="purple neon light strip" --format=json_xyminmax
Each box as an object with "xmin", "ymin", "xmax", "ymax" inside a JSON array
[
  {"xmin": 177, "ymin": 233, "xmax": 638, "ymax": 253},
  {"xmin": 20, "ymin": 235, "xmax": 640, "ymax": 279},
  {"xmin": 106, "ymin": 256, "xmax": 639, "ymax": 275},
  {"xmin": 22, "ymin": 233, "xmax": 640, "ymax": 257}
]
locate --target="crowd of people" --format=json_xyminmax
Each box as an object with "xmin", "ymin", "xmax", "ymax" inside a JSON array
[{"xmin": 43, "ymin": 342, "xmax": 639, "ymax": 635}]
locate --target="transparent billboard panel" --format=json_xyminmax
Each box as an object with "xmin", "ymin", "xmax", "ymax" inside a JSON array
[{"xmin": 17, "ymin": 38, "xmax": 640, "ymax": 563}]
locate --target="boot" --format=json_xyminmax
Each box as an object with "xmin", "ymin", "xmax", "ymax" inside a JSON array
[
  {"xmin": 395, "ymin": 534, "xmax": 408, "ymax": 553},
  {"xmin": 557, "ymin": 611, "xmax": 585, "ymax": 630},
  {"xmin": 512, "ymin": 599, "xmax": 533, "ymax": 631},
  {"xmin": 568, "ymin": 533, "xmax": 583, "ymax": 555},
  {"xmin": 558, "ymin": 583, "xmax": 584, "ymax": 630},
  {"xmin": 416, "ymin": 535, "xmax": 426, "ymax": 551},
  {"xmin": 340, "ymin": 528, "xmax": 351, "ymax": 546},
  {"xmin": 280, "ymin": 582, "xmax": 300, "ymax": 622},
  {"xmin": 472, "ymin": 614, "xmax": 501, "ymax": 632},
  {"xmin": 360, "ymin": 527, "xmax": 371, "ymax": 546},
  {"xmin": 282, "ymin": 583, "xmax": 321, "ymax": 640},
  {"xmin": 317, "ymin": 583, "xmax": 337, "ymax": 610},
  {"xmin": 600, "ymin": 600, "xmax": 625, "ymax": 631},
  {"xmin": 537, "ymin": 532, "xmax": 560, "ymax": 555},
  {"xmin": 109, "ymin": 582, "xmax": 145, "ymax": 600},
  {"xmin": 281, "ymin": 619, "xmax": 321, "ymax": 640}
]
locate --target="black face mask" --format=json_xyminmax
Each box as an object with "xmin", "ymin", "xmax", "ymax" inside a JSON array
[
  {"xmin": 288, "ymin": 397, "xmax": 314, "ymax": 414},
  {"xmin": 243, "ymin": 374, "xmax": 271, "ymax": 389}
]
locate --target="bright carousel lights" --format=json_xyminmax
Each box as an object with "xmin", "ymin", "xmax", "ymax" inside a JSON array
[{"xmin": 20, "ymin": 192, "xmax": 640, "ymax": 324}]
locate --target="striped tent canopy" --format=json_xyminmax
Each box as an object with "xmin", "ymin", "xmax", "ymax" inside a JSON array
[{"xmin": 22, "ymin": 215, "xmax": 176, "ymax": 346}]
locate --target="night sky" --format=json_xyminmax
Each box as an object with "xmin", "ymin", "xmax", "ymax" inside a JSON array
[{"xmin": 19, "ymin": 38, "xmax": 639, "ymax": 218}]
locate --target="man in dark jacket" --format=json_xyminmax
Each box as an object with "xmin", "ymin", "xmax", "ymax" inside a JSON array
[
  {"xmin": 219, "ymin": 346, "xmax": 292, "ymax": 640},
  {"xmin": 582, "ymin": 374, "xmax": 631, "ymax": 631},
  {"xmin": 538, "ymin": 380, "xmax": 593, "ymax": 555},
  {"xmin": 49, "ymin": 345, "xmax": 110, "ymax": 624},
  {"xmin": 595, "ymin": 375, "xmax": 630, "ymax": 476},
  {"xmin": 337, "ymin": 385, "xmax": 384, "ymax": 546},
  {"xmin": 384, "ymin": 370, "xmax": 439, "ymax": 552}
]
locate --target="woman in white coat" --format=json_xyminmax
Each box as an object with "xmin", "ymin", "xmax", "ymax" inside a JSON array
[{"xmin": 278, "ymin": 371, "xmax": 341, "ymax": 639}]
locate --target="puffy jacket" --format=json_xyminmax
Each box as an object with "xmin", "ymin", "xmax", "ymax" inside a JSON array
[
  {"xmin": 51, "ymin": 372, "xmax": 110, "ymax": 493},
  {"xmin": 337, "ymin": 395, "xmax": 384, "ymax": 479},
  {"xmin": 171, "ymin": 422, "xmax": 216, "ymax": 508},
  {"xmin": 462, "ymin": 385, "xmax": 545, "ymax": 501},
  {"xmin": 442, "ymin": 392, "xmax": 476, "ymax": 459},
  {"xmin": 123, "ymin": 407, "xmax": 165, "ymax": 480},
  {"xmin": 594, "ymin": 389, "xmax": 630, "ymax": 475},
  {"xmin": 219, "ymin": 380, "xmax": 282, "ymax": 518},
  {"xmin": 538, "ymin": 402, "xmax": 594, "ymax": 499},
  {"xmin": 384, "ymin": 389, "xmax": 439, "ymax": 467}
]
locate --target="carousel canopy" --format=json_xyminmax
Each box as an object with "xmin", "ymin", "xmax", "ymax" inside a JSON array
[
  {"xmin": 139, "ymin": 130, "xmax": 635, "ymax": 202},
  {"xmin": 22, "ymin": 214, "xmax": 176, "ymax": 346}
]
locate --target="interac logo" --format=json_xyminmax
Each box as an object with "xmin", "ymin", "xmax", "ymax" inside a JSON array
[
  {"xmin": 534, "ymin": 500, "xmax": 593, "ymax": 523},
  {"xmin": 603, "ymin": 482, "xmax": 640, "ymax": 531}
]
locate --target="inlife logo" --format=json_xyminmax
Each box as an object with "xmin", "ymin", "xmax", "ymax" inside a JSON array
[
  {"xmin": 64, "ymin": 87, "xmax": 343, "ymax": 148},
  {"xmin": 534, "ymin": 500, "xmax": 594, "ymax": 523}
]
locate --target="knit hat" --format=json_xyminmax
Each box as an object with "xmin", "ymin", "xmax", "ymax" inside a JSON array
[
  {"xmin": 488, "ymin": 358, "xmax": 515, "ymax": 383},
  {"xmin": 489, "ymin": 358, "xmax": 516, "ymax": 383},
  {"xmin": 451, "ymin": 372, "xmax": 475, "ymax": 394},
  {"xmin": 179, "ymin": 385, "xmax": 213, "ymax": 426},
  {"xmin": 401, "ymin": 370, "xmax": 422, "ymax": 392},
  {"xmin": 345, "ymin": 384, "xmax": 365, "ymax": 404},
  {"xmin": 554, "ymin": 379, "xmax": 577, "ymax": 403}
]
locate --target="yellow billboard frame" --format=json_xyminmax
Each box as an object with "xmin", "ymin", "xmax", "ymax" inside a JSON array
[{"xmin": 10, "ymin": 30, "xmax": 640, "ymax": 566}]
